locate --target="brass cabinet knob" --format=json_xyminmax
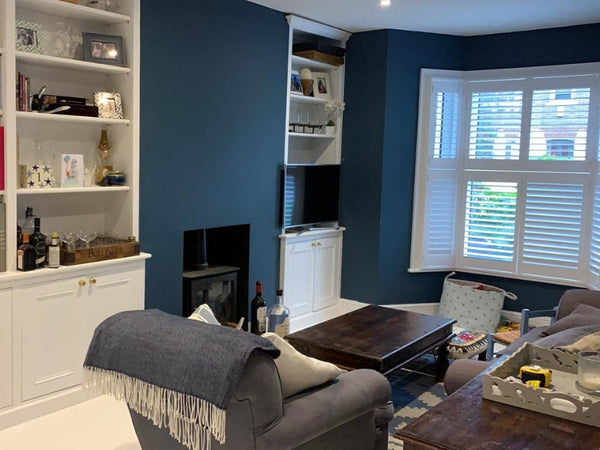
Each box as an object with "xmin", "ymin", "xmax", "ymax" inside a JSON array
[
  {"xmin": 89, "ymin": 277, "xmax": 97, "ymax": 284},
  {"xmin": 317, "ymin": 241, "xmax": 322, "ymax": 246},
  {"xmin": 79, "ymin": 280, "xmax": 86, "ymax": 287},
  {"xmin": 311, "ymin": 242, "xmax": 317, "ymax": 247}
]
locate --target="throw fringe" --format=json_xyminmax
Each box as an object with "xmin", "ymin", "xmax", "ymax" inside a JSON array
[{"xmin": 82, "ymin": 366, "xmax": 226, "ymax": 450}]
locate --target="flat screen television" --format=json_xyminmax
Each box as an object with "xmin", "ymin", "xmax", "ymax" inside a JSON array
[{"xmin": 280, "ymin": 164, "xmax": 341, "ymax": 229}]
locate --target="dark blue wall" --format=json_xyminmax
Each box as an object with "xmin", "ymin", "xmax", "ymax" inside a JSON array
[
  {"xmin": 140, "ymin": 0, "xmax": 288, "ymax": 314},
  {"xmin": 341, "ymin": 23, "xmax": 600, "ymax": 311}
]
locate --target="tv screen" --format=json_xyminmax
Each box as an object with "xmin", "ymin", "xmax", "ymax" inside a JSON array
[{"xmin": 281, "ymin": 164, "xmax": 341, "ymax": 229}]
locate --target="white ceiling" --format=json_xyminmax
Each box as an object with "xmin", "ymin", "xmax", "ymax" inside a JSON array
[{"xmin": 246, "ymin": 0, "xmax": 600, "ymax": 36}]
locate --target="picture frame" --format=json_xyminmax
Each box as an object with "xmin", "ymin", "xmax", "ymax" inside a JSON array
[
  {"xmin": 312, "ymin": 72, "xmax": 332, "ymax": 100},
  {"xmin": 61, "ymin": 154, "xmax": 84, "ymax": 188},
  {"xmin": 290, "ymin": 70, "xmax": 303, "ymax": 95},
  {"xmin": 83, "ymin": 32, "xmax": 125, "ymax": 66},
  {"xmin": 94, "ymin": 91, "xmax": 124, "ymax": 119},
  {"xmin": 15, "ymin": 20, "xmax": 44, "ymax": 54}
]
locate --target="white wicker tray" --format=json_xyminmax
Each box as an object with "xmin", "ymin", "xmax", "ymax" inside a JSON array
[{"xmin": 483, "ymin": 343, "xmax": 600, "ymax": 427}]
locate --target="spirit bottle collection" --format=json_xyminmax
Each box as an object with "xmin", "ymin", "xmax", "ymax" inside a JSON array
[
  {"xmin": 267, "ymin": 289, "xmax": 290, "ymax": 337},
  {"xmin": 16, "ymin": 206, "xmax": 61, "ymax": 271}
]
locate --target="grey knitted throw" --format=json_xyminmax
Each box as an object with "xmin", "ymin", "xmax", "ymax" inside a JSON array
[{"xmin": 82, "ymin": 309, "xmax": 280, "ymax": 450}]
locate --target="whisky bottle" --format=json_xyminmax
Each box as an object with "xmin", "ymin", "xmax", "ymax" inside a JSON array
[
  {"xmin": 48, "ymin": 232, "xmax": 60, "ymax": 268},
  {"xmin": 250, "ymin": 281, "xmax": 267, "ymax": 335},
  {"xmin": 22, "ymin": 206, "xmax": 35, "ymax": 237},
  {"xmin": 267, "ymin": 289, "xmax": 290, "ymax": 337},
  {"xmin": 30, "ymin": 217, "xmax": 47, "ymax": 268},
  {"xmin": 17, "ymin": 233, "xmax": 36, "ymax": 271}
]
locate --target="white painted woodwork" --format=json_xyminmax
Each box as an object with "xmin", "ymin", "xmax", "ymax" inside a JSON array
[
  {"xmin": 312, "ymin": 236, "xmax": 341, "ymax": 310},
  {"xmin": 21, "ymin": 264, "xmax": 143, "ymax": 402},
  {"xmin": 21, "ymin": 278, "xmax": 84, "ymax": 401},
  {"xmin": 280, "ymin": 229, "xmax": 343, "ymax": 316},
  {"xmin": 0, "ymin": 290, "xmax": 12, "ymax": 410},
  {"xmin": 0, "ymin": 0, "xmax": 146, "ymax": 429},
  {"xmin": 282, "ymin": 238, "xmax": 315, "ymax": 316}
]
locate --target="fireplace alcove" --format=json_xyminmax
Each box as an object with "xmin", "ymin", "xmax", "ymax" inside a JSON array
[{"xmin": 182, "ymin": 224, "xmax": 250, "ymax": 326}]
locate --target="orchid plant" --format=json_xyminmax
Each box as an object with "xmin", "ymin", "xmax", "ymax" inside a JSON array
[{"xmin": 324, "ymin": 102, "xmax": 345, "ymax": 126}]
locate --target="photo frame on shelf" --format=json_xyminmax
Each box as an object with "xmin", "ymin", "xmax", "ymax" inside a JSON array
[
  {"xmin": 61, "ymin": 154, "xmax": 84, "ymax": 188},
  {"xmin": 290, "ymin": 70, "xmax": 303, "ymax": 95},
  {"xmin": 312, "ymin": 72, "xmax": 332, "ymax": 100},
  {"xmin": 94, "ymin": 91, "xmax": 124, "ymax": 119},
  {"xmin": 15, "ymin": 20, "xmax": 44, "ymax": 54},
  {"xmin": 83, "ymin": 32, "xmax": 125, "ymax": 66}
]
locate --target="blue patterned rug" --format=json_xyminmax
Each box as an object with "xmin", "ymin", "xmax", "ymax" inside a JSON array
[{"xmin": 387, "ymin": 354, "xmax": 447, "ymax": 449}]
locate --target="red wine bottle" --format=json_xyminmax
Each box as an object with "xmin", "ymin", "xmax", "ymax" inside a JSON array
[{"xmin": 250, "ymin": 281, "xmax": 267, "ymax": 335}]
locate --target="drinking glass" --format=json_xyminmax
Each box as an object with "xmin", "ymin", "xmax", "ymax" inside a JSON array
[
  {"xmin": 77, "ymin": 230, "xmax": 98, "ymax": 248},
  {"xmin": 60, "ymin": 230, "xmax": 78, "ymax": 250}
]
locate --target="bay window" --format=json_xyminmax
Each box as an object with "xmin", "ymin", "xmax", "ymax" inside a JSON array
[{"xmin": 410, "ymin": 64, "xmax": 600, "ymax": 288}]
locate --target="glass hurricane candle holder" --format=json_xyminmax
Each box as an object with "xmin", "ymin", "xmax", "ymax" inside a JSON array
[{"xmin": 576, "ymin": 351, "xmax": 600, "ymax": 395}]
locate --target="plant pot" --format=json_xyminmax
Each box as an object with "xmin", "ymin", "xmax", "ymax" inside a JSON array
[{"xmin": 325, "ymin": 125, "xmax": 335, "ymax": 136}]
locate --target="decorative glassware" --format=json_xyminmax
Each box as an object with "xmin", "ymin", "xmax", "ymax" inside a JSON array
[
  {"xmin": 77, "ymin": 230, "xmax": 98, "ymax": 248},
  {"xmin": 577, "ymin": 351, "xmax": 600, "ymax": 395}
]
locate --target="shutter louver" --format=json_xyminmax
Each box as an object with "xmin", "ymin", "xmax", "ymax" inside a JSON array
[
  {"xmin": 590, "ymin": 180, "xmax": 600, "ymax": 278},
  {"xmin": 464, "ymin": 181, "xmax": 517, "ymax": 262},
  {"xmin": 522, "ymin": 182, "xmax": 583, "ymax": 272},
  {"xmin": 529, "ymin": 88, "xmax": 590, "ymax": 161},
  {"xmin": 433, "ymin": 91, "xmax": 459, "ymax": 159},
  {"xmin": 424, "ymin": 174, "xmax": 456, "ymax": 265},
  {"xmin": 469, "ymin": 91, "xmax": 523, "ymax": 160}
]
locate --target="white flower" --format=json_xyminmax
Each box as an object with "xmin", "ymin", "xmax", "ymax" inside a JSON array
[{"xmin": 324, "ymin": 102, "xmax": 345, "ymax": 125}]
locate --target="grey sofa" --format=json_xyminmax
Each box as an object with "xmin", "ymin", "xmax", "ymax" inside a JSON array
[
  {"xmin": 444, "ymin": 289, "xmax": 600, "ymax": 395},
  {"xmin": 128, "ymin": 350, "xmax": 393, "ymax": 450}
]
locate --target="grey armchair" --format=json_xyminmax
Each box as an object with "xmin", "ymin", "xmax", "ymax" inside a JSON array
[{"xmin": 128, "ymin": 349, "xmax": 393, "ymax": 450}]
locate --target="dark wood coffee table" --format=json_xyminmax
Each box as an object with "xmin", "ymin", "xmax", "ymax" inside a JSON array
[
  {"xmin": 395, "ymin": 357, "xmax": 600, "ymax": 449},
  {"xmin": 286, "ymin": 305, "xmax": 456, "ymax": 380}
]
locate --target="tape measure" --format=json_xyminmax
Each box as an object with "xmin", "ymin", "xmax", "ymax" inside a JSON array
[{"xmin": 519, "ymin": 365, "xmax": 552, "ymax": 388}]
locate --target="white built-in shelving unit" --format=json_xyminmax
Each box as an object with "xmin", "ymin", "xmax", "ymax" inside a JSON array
[
  {"xmin": 0, "ymin": 0, "xmax": 147, "ymax": 430},
  {"xmin": 280, "ymin": 16, "xmax": 350, "ymax": 324}
]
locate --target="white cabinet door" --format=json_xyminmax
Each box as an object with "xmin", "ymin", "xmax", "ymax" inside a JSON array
[
  {"xmin": 80, "ymin": 266, "xmax": 145, "ymax": 363},
  {"xmin": 0, "ymin": 289, "xmax": 12, "ymax": 409},
  {"xmin": 313, "ymin": 236, "xmax": 341, "ymax": 311},
  {"xmin": 284, "ymin": 240, "xmax": 315, "ymax": 316},
  {"xmin": 22, "ymin": 278, "xmax": 84, "ymax": 401}
]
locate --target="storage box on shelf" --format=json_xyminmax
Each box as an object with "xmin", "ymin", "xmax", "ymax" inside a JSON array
[{"xmin": 0, "ymin": 0, "xmax": 146, "ymax": 430}]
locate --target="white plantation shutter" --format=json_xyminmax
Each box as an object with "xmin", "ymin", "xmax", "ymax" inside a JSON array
[
  {"xmin": 521, "ymin": 182, "xmax": 584, "ymax": 278},
  {"xmin": 411, "ymin": 66, "xmax": 600, "ymax": 287},
  {"xmin": 590, "ymin": 179, "xmax": 600, "ymax": 284},
  {"xmin": 529, "ymin": 88, "xmax": 590, "ymax": 161},
  {"xmin": 422, "ymin": 172, "xmax": 457, "ymax": 267},
  {"xmin": 468, "ymin": 90, "xmax": 523, "ymax": 160},
  {"xmin": 433, "ymin": 90, "xmax": 460, "ymax": 159},
  {"xmin": 463, "ymin": 181, "xmax": 517, "ymax": 262}
]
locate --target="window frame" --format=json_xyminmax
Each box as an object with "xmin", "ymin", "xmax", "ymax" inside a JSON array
[{"xmin": 410, "ymin": 63, "xmax": 600, "ymax": 288}]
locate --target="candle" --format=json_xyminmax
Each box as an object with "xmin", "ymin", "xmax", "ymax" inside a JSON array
[{"xmin": 578, "ymin": 351, "xmax": 600, "ymax": 391}]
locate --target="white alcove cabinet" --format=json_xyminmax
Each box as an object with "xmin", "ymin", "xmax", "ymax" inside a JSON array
[{"xmin": 279, "ymin": 229, "xmax": 343, "ymax": 317}]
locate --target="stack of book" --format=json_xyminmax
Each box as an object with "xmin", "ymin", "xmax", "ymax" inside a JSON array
[{"xmin": 16, "ymin": 71, "xmax": 30, "ymax": 112}]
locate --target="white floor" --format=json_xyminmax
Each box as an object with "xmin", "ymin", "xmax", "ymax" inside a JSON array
[{"xmin": 0, "ymin": 395, "xmax": 140, "ymax": 450}]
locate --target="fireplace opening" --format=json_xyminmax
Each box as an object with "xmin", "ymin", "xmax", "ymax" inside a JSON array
[{"xmin": 182, "ymin": 224, "xmax": 249, "ymax": 325}]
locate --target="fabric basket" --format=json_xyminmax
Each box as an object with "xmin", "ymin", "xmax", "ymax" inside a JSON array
[{"xmin": 439, "ymin": 272, "xmax": 517, "ymax": 334}]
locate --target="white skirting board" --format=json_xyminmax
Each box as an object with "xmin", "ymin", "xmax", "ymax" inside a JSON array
[{"xmin": 289, "ymin": 300, "xmax": 551, "ymax": 333}]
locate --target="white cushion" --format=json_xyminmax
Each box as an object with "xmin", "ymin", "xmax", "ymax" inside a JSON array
[
  {"xmin": 262, "ymin": 332, "xmax": 343, "ymax": 398},
  {"xmin": 188, "ymin": 304, "xmax": 220, "ymax": 325}
]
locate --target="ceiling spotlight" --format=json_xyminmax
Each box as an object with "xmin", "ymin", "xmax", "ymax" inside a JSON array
[{"xmin": 380, "ymin": 0, "xmax": 391, "ymax": 6}]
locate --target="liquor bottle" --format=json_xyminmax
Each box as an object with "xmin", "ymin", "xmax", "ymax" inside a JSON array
[
  {"xmin": 22, "ymin": 206, "xmax": 35, "ymax": 237},
  {"xmin": 267, "ymin": 289, "xmax": 290, "ymax": 338},
  {"xmin": 17, "ymin": 233, "xmax": 36, "ymax": 271},
  {"xmin": 30, "ymin": 217, "xmax": 47, "ymax": 268},
  {"xmin": 17, "ymin": 223, "xmax": 23, "ymax": 247},
  {"xmin": 250, "ymin": 281, "xmax": 267, "ymax": 335},
  {"xmin": 48, "ymin": 231, "xmax": 60, "ymax": 269}
]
